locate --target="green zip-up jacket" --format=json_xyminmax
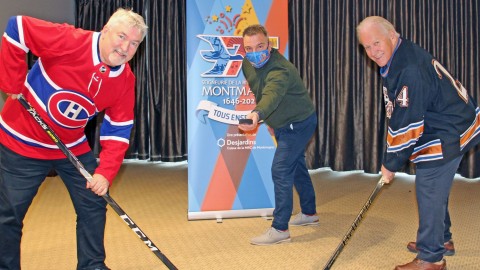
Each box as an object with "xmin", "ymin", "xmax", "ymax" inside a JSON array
[{"xmin": 242, "ymin": 48, "xmax": 315, "ymax": 129}]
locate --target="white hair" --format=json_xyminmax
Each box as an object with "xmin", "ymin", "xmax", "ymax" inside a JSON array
[{"xmin": 106, "ymin": 8, "xmax": 148, "ymax": 40}]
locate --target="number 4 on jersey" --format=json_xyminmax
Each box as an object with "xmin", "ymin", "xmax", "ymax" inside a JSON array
[{"xmin": 396, "ymin": 86, "xmax": 409, "ymax": 107}]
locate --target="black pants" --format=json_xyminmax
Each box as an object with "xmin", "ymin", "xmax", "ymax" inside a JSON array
[{"xmin": 0, "ymin": 144, "xmax": 108, "ymax": 270}]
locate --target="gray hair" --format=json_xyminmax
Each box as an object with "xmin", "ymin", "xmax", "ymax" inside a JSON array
[
  {"xmin": 106, "ymin": 8, "xmax": 148, "ymax": 40},
  {"xmin": 356, "ymin": 16, "xmax": 399, "ymax": 39}
]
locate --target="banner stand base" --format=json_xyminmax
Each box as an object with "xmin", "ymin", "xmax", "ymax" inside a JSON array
[{"xmin": 188, "ymin": 208, "xmax": 274, "ymax": 221}]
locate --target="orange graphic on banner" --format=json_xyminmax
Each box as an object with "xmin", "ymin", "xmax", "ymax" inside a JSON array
[
  {"xmin": 201, "ymin": 154, "xmax": 236, "ymax": 211},
  {"xmin": 201, "ymin": 125, "xmax": 255, "ymax": 210},
  {"xmin": 265, "ymin": 0, "xmax": 288, "ymax": 55}
]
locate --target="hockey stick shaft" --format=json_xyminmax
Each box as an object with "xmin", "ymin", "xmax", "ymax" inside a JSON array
[
  {"xmin": 17, "ymin": 94, "xmax": 178, "ymax": 270},
  {"xmin": 323, "ymin": 177, "xmax": 385, "ymax": 270}
]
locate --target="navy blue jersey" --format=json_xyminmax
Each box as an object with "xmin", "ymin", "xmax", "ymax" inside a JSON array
[{"xmin": 381, "ymin": 38, "xmax": 480, "ymax": 171}]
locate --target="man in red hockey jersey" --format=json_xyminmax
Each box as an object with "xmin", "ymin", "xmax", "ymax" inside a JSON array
[{"xmin": 0, "ymin": 8, "xmax": 147, "ymax": 270}]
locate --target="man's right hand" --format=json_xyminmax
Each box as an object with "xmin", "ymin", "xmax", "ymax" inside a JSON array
[
  {"xmin": 381, "ymin": 165, "xmax": 395, "ymax": 184},
  {"xmin": 238, "ymin": 111, "xmax": 259, "ymax": 131}
]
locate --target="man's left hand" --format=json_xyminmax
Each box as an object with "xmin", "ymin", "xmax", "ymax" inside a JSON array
[{"xmin": 86, "ymin": 173, "xmax": 110, "ymax": 196}]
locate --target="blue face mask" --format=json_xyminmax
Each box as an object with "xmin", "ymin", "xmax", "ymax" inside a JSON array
[{"xmin": 245, "ymin": 48, "xmax": 271, "ymax": 68}]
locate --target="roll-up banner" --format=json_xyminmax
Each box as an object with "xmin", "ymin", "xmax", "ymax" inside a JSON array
[{"xmin": 187, "ymin": 0, "xmax": 288, "ymax": 220}]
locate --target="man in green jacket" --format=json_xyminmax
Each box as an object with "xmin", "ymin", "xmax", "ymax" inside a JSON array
[{"xmin": 239, "ymin": 24, "xmax": 319, "ymax": 245}]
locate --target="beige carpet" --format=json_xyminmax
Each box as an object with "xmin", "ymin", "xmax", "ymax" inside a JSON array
[{"xmin": 20, "ymin": 161, "xmax": 480, "ymax": 270}]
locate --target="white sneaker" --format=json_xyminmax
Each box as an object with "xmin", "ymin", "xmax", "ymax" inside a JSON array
[
  {"xmin": 289, "ymin": 213, "xmax": 319, "ymax": 226},
  {"xmin": 250, "ymin": 227, "xmax": 291, "ymax": 245}
]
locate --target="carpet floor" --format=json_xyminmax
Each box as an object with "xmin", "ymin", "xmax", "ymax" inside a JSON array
[{"xmin": 20, "ymin": 161, "xmax": 480, "ymax": 269}]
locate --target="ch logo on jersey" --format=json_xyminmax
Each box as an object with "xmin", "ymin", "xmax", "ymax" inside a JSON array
[
  {"xmin": 47, "ymin": 91, "xmax": 96, "ymax": 129},
  {"xmin": 198, "ymin": 35, "xmax": 245, "ymax": 77}
]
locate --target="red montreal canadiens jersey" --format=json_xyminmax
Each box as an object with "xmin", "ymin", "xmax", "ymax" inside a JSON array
[{"xmin": 0, "ymin": 16, "xmax": 136, "ymax": 182}]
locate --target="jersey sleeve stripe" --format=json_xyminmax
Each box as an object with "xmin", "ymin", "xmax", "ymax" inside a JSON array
[
  {"xmin": 99, "ymin": 135, "xmax": 130, "ymax": 144},
  {"xmin": 388, "ymin": 120, "xmax": 424, "ymax": 135},
  {"xmin": 3, "ymin": 33, "xmax": 29, "ymax": 53},
  {"xmin": 16, "ymin": 16, "xmax": 25, "ymax": 47},
  {"xmin": 386, "ymin": 120, "xmax": 424, "ymax": 152},
  {"xmin": 460, "ymin": 108, "xmax": 480, "ymax": 150},
  {"xmin": 387, "ymin": 139, "xmax": 418, "ymax": 152},
  {"xmin": 100, "ymin": 115, "xmax": 133, "ymax": 142},
  {"xmin": 104, "ymin": 114, "xmax": 134, "ymax": 126},
  {"xmin": 409, "ymin": 140, "xmax": 443, "ymax": 163},
  {"xmin": 4, "ymin": 16, "xmax": 29, "ymax": 53}
]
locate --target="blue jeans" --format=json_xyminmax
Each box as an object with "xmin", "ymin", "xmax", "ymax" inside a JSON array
[
  {"xmin": 271, "ymin": 113, "xmax": 317, "ymax": 231},
  {"xmin": 0, "ymin": 144, "xmax": 108, "ymax": 270},
  {"xmin": 415, "ymin": 155, "xmax": 462, "ymax": 263}
]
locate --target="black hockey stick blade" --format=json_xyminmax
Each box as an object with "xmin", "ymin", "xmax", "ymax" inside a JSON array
[
  {"xmin": 17, "ymin": 94, "xmax": 178, "ymax": 270},
  {"xmin": 323, "ymin": 177, "xmax": 385, "ymax": 270}
]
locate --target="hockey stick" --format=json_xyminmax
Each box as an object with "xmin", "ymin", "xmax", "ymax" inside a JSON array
[
  {"xmin": 17, "ymin": 94, "xmax": 178, "ymax": 270},
  {"xmin": 322, "ymin": 177, "xmax": 385, "ymax": 270}
]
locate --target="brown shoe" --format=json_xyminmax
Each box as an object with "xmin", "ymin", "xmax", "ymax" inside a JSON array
[
  {"xmin": 394, "ymin": 258, "xmax": 446, "ymax": 270},
  {"xmin": 407, "ymin": 240, "xmax": 455, "ymax": 256}
]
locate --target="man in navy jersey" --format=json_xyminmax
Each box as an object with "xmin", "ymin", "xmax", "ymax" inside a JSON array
[
  {"xmin": 357, "ymin": 16, "xmax": 480, "ymax": 270},
  {"xmin": 0, "ymin": 8, "xmax": 147, "ymax": 269}
]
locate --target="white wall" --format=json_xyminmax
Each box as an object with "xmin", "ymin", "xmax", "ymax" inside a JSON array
[{"xmin": 0, "ymin": 0, "xmax": 75, "ymax": 108}]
